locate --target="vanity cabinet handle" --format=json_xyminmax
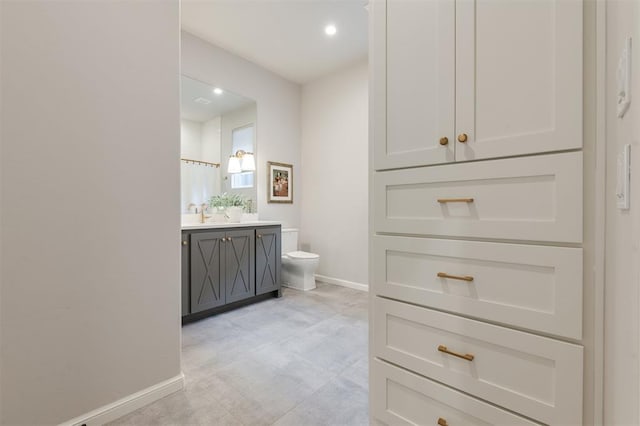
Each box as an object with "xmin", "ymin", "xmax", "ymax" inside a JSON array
[
  {"xmin": 221, "ymin": 237, "xmax": 226, "ymax": 242},
  {"xmin": 437, "ymin": 418, "xmax": 449, "ymax": 426},
  {"xmin": 257, "ymin": 234, "xmax": 262, "ymax": 239},
  {"xmin": 227, "ymin": 236, "xmax": 232, "ymax": 241},
  {"xmin": 457, "ymin": 133, "xmax": 468, "ymax": 143},
  {"xmin": 439, "ymin": 137, "xmax": 449, "ymax": 146},
  {"xmin": 182, "ymin": 240, "xmax": 188, "ymax": 246},
  {"xmin": 437, "ymin": 272, "xmax": 474, "ymax": 282},
  {"xmin": 438, "ymin": 345, "xmax": 474, "ymax": 361},
  {"xmin": 437, "ymin": 198, "xmax": 474, "ymax": 203}
]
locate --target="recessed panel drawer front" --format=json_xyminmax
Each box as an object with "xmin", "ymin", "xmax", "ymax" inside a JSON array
[
  {"xmin": 374, "ymin": 151, "xmax": 582, "ymax": 243},
  {"xmin": 372, "ymin": 359, "xmax": 541, "ymax": 426},
  {"xmin": 373, "ymin": 297, "xmax": 583, "ymax": 425},
  {"xmin": 373, "ymin": 235, "xmax": 583, "ymax": 339}
]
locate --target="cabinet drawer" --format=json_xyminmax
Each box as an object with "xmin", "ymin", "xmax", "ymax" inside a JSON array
[
  {"xmin": 374, "ymin": 151, "xmax": 582, "ymax": 243},
  {"xmin": 372, "ymin": 359, "xmax": 541, "ymax": 426},
  {"xmin": 373, "ymin": 297, "xmax": 583, "ymax": 425},
  {"xmin": 373, "ymin": 235, "xmax": 582, "ymax": 339}
]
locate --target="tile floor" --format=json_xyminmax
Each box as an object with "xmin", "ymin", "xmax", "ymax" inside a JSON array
[{"xmin": 109, "ymin": 283, "xmax": 369, "ymax": 426}]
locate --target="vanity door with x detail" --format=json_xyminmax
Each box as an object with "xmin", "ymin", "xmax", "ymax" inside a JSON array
[{"xmin": 255, "ymin": 226, "xmax": 281, "ymax": 296}]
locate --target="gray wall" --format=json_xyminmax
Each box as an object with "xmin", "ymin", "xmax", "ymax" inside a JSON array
[
  {"xmin": 181, "ymin": 32, "xmax": 301, "ymax": 228},
  {"xmin": 300, "ymin": 61, "xmax": 369, "ymax": 287},
  {"xmin": 0, "ymin": 1, "xmax": 181, "ymax": 423},
  {"xmin": 604, "ymin": 1, "xmax": 640, "ymax": 424}
]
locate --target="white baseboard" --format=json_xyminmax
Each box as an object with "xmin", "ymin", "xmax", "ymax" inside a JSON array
[
  {"xmin": 315, "ymin": 274, "xmax": 369, "ymax": 292},
  {"xmin": 61, "ymin": 373, "xmax": 185, "ymax": 426}
]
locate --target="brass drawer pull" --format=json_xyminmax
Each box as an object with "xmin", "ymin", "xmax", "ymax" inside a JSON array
[
  {"xmin": 458, "ymin": 133, "xmax": 468, "ymax": 143},
  {"xmin": 437, "ymin": 418, "xmax": 449, "ymax": 426},
  {"xmin": 439, "ymin": 137, "xmax": 449, "ymax": 146},
  {"xmin": 437, "ymin": 272, "xmax": 474, "ymax": 282},
  {"xmin": 438, "ymin": 345, "xmax": 474, "ymax": 361},
  {"xmin": 437, "ymin": 198, "xmax": 474, "ymax": 203}
]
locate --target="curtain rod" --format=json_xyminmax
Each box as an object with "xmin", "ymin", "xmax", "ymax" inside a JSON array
[{"xmin": 180, "ymin": 158, "xmax": 220, "ymax": 168}]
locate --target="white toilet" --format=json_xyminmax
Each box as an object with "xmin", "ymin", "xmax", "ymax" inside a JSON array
[{"xmin": 281, "ymin": 228, "xmax": 320, "ymax": 291}]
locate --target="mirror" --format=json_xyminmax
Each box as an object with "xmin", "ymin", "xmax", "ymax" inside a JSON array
[{"xmin": 180, "ymin": 75, "xmax": 257, "ymax": 214}]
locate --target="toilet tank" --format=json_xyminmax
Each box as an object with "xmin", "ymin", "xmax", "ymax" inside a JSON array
[{"xmin": 281, "ymin": 228, "xmax": 298, "ymax": 254}]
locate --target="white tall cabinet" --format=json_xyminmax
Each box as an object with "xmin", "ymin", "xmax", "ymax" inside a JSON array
[{"xmin": 370, "ymin": 1, "xmax": 588, "ymax": 425}]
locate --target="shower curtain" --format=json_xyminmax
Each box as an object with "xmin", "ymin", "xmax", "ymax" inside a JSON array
[{"xmin": 181, "ymin": 162, "xmax": 220, "ymax": 212}]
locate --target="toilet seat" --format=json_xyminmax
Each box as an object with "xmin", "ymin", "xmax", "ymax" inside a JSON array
[{"xmin": 284, "ymin": 250, "xmax": 319, "ymax": 260}]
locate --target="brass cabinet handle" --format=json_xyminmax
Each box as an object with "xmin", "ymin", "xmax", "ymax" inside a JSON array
[
  {"xmin": 437, "ymin": 418, "xmax": 449, "ymax": 426},
  {"xmin": 439, "ymin": 137, "xmax": 449, "ymax": 146},
  {"xmin": 182, "ymin": 240, "xmax": 188, "ymax": 246},
  {"xmin": 437, "ymin": 272, "xmax": 474, "ymax": 282},
  {"xmin": 437, "ymin": 198, "xmax": 474, "ymax": 203},
  {"xmin": 457, "ymin": 133, "xmax": 468, "ymax": 143},
  {"xmin": 438, "ymin": 345, "xmax": 474, "ymax": 361}
]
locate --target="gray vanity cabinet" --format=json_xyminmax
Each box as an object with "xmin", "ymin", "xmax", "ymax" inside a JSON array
[
  {"xmin": 255, "ymin": 226, "xmax": 281, "ymax": 296},
  {"xmin": 183, "ymin": 225, "xmax": 280, "ymax": 320},
  {"xmin": 224, "ymin": 229, "xmax": 255, "ymax": 304},
  {"xmin": 190, "ymin": 230, "xmax": 226, "ymax": 313}
]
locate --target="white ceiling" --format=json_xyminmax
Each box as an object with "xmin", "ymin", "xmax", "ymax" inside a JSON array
[
  {"xmin": 181, "ymin": 75, "xmax": 255, "ymax": 122},
  {"xmin": 181, "ymin": 0, "xmax": 369, "ymax": 84}
]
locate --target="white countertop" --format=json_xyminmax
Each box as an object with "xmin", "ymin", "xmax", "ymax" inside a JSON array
[{"xmin": 181, "ymin": 220, "xmax": 281, "ymax": 231}]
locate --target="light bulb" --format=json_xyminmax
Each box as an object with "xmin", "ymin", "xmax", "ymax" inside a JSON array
[{"xmin": 324, "ymin": 24, "xmax": 337, "ymax": 36}]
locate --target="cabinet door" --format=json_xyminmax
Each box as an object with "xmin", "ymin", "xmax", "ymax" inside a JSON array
[
  {"xmin": 455, "ymin": 0, "xmax": 582, "ymax": 161},
  {"xmin": 181, "ymin": 233, "xmax": 190, "ymax": 316},
  {"xmin": 190, "ymin": 231, "xmax": 225, "ymax": 313},
  {"xmin": 225, "ymin": 229, "xmax": 255, "ymax": 304},
  {"xmin": 255, "ymin": 227, "xmax": 281, "ymax": 295},
  {"xmin": 373, "ymin": 0, "xmax": 455, "ymax": 170}
]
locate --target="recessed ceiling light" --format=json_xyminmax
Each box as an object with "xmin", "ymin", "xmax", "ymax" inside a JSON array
[
  {"xmin": 213, "ymin": 88, "xmax": 223, "ymax": 95},
  {"xmin": 324, "ymin": 24, "xmax": 337, "ymax": 37}
]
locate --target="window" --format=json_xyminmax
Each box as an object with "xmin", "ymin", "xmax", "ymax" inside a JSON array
[
  {"xmin": 231, "ymin": 171, "xmax": 254, "ymax": 189},
  {"xmin": 231, "ymin": 124, "xmax": 254, "ymax": 189}
]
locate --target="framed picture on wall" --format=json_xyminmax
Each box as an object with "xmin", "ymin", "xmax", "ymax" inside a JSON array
[{"xmin": 267, "ymin": 161, "xmax": 293, "ymax": 203}]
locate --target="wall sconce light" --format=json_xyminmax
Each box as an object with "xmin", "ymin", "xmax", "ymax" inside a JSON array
[
  {"xmin": 227, "ymin": 155, "xmax": 242, "ymax": 174},
  {"xmin": 227, "ymin": 150, "xmax": 255, "ymax": 173}
]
